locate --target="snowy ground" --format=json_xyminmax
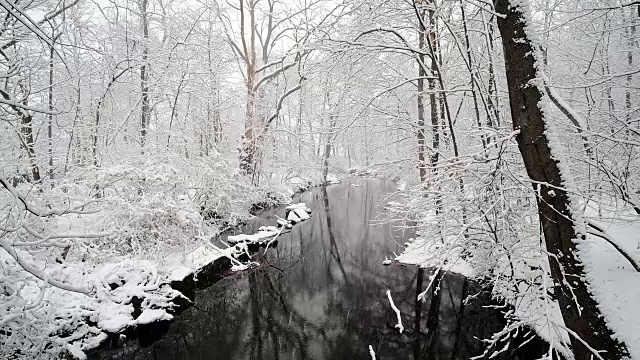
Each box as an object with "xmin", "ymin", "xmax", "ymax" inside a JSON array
[{"xmin": 579, "ymin": 207, "xmax": 640, "ymax": 358}]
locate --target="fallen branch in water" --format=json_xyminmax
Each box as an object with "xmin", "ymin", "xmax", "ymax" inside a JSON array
[{"xmin": 386, "ymin": 289, "xmax": 404, "ymax": 333}]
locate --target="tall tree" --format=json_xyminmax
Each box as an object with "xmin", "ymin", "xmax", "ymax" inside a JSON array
[{"xmin": 494, "ymin": 0, "xmax": 629, "ymax": 358}]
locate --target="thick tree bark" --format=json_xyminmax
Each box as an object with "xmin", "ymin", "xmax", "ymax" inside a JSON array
[{"xmin": 494, "ymin": 1, "xmax": 629, "ymax": 358}]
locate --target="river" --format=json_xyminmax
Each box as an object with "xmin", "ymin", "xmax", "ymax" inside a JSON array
[{"xmin": 92, "ymin": 178, "xmax": 549, "ymax": 359}]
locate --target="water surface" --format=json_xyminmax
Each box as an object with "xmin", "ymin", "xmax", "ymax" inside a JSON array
[{"xmin": 93, "ymin": 178, "xmax": 547, "ymax": 359}]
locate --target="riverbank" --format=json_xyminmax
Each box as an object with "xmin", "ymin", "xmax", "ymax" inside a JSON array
[
  {"xmin": 15, "ymin": 202, "xmax": 314, "ymax": 360},
  {"xmin": 393, "ymin": 182, "xmax": 640, "ymax": 358},
  {"xmin": 0, "ymin": 159, "xmax": 336, "ymax": 360}
]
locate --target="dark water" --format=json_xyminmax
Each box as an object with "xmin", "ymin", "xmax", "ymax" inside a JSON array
[{"xmin": 93, "ymin": 178, "xmax": 547, "ymax": 360}]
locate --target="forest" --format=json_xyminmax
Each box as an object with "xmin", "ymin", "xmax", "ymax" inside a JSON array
[{"xmin": 1, "ymin": 0, "xmax": 639, "ymax": 359}]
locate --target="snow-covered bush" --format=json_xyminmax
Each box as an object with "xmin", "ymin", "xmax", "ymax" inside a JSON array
[
  {"xmin": 191, "ymin": 159, "xmax": 265, "ymax": 223},
  {"xmin": 91, "ymin": 162, "xmax": 205, "ymax": 258}
]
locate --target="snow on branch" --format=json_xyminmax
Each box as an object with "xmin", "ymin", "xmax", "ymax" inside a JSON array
[
  {"xmin": 0, "ymin": 239, "xmax": 93, "ymax": 294},
  {"xmin": 386, "ymin": 289, "xmax": 404, "ymax": 333},
  {"xmin": 368, "ymin": 345, "xmax": 377, "ymax": 360},
  {"xmin": 417, "ymin": 268, "xmax": 441, "ymax": 302}
]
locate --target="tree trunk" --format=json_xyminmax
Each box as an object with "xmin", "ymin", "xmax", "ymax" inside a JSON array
[
  {"xmin": 321, "ymin": 114, "xmax": 336, "ymax": 183},
  {"xmin": 240, "ymin": 66, "xmax": 258, "ymax": 176},
  {"xmin": 140, "ymin": 0, "xmax": 150, "ymax": 154},
  {"xmin": 48, "ymin": 42, "xmax": 54, "ymax": 183},
  {"xmin": 494, "ymin": 1, "xmax": 629, "ymax": 358},
  {"xmin": 239, "ymin": 0, "xmax": 259, "ymax": 178},
  {"xmin": 417, "ymin": 11, "xmax": 428, "ymax": 183},
  {"xmin": 21, "ymin": 114, "xmax": 41, "ymax": 182},
  {"xmin": 167, "ymin": 72, "xmax": 186, "ymax": 149},
  {"xmin": 625, "ymin": 6, "xmax": 637, "ymax": 134},
  {"xmin": 460, "ymin": 0, "xmax": 486, "ymax": 149}
]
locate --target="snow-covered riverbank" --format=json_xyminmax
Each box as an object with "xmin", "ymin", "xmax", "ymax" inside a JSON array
[
  {"xmin": 393, "ymin": 188, "xmax": 640, "ymax": 358},
  {"xmin": 2, "ymin": 201, "xmax": 313, "ymax": 360},
  {"xmin": 0, "ymin": 158, "xmax": 327, "ymax": 359}
]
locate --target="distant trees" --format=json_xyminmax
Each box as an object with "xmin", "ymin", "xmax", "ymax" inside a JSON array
[{"xmin": 216, "ymin": 0, "xmax": 319, "ymax": 180}]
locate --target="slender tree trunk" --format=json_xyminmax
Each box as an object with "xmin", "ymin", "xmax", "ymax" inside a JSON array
[
  {"xmin": 321, "ymin": 114, "xmax": 336, "ymax": 183},
  {"xmin": 427, "ymin": 8, "xmax": 440, "ymax": 171},
  {"xmin": 460, "ymin": 1, "xmax": 486, "ymax": 148},
  {"xmin": 482, "ymin": 11, "xmax": 501, "ymax": 128},
  {"xmin": 214, "ymin": 84, "xmax": 222, "ymax": 143},
  {"xmin": 239, "ymin": 0, "xmax": 259, "ymax": 177},
  {"xmin": 297, "ymin": 84, "xmax": 304, "ymax": 157},
  {"xmin": 417, "ymin": 10, "xmax": 428, "ymax": 183},
  {"xmin": 625, "ymin": 7, "xmax": 636, "ymax": 133},
  {"xmin": 140, "ymin": 0, "xmax": 150, "ymax": 154},
  {"xmin": 207, "ymin": 29, "xmax": 222, "ymax": 146},
  {"xmin": 48, "ymin": 41, "xmax": 54, "ymax": 183},
  {"xmin": 21, "ymin": 114, "xmax": 41, "ymax": 182},
  {"xmin": 167, "ymin": 72, "xmax": 186, "ymax": 149},
  {"xmin": 65, "ymin": 79, "xmax": 81, "ymax": 173},
  {"xmin": 494, "ymin": 1, "xmax": 629, "ymax": 358}
]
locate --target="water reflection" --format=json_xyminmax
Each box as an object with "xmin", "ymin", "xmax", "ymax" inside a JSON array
[{"xmin": 92, "ymin": 178, "xmax": 547, "ymax": 360}]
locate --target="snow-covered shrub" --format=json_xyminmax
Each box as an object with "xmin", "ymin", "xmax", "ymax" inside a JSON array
[
  {"xmin": 92, "ymin": 162, "xmax": 205, "ymax": 258},
  {"xmin": 0, "ymin": 153, "xmax": 299, "ymax": 359},
  {"xmin": 191, "ymin": 159, "xmax": 263, "ymax": 224}
]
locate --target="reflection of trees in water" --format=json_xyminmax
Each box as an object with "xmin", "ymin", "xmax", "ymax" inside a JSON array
[
  {"xmin": 322, "ymin": 185, "xmax": 349, "ymax": 284},
  {"xmin": 92, "ymin": 179, "xmax": 551, "ymax": 360}
]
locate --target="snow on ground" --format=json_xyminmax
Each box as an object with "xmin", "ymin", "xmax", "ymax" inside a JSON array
[{"xmin": 579, "ymin": 206, "xmax": 640, "ymax": 358}]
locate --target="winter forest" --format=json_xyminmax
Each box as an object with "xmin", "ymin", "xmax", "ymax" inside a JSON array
[{"xmin": 1, "ymin": 0, "xmax": 640, "ymax": 358}]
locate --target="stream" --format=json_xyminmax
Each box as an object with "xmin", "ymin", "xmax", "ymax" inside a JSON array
[{"xmin": 92, "ymin": 178, "xmax": 549, "ymax": 359}]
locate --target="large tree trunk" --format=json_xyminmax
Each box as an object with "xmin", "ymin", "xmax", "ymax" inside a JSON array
[{"xmin": 494, "ymin": 1, "xmax": 628, "ymax": 358}]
